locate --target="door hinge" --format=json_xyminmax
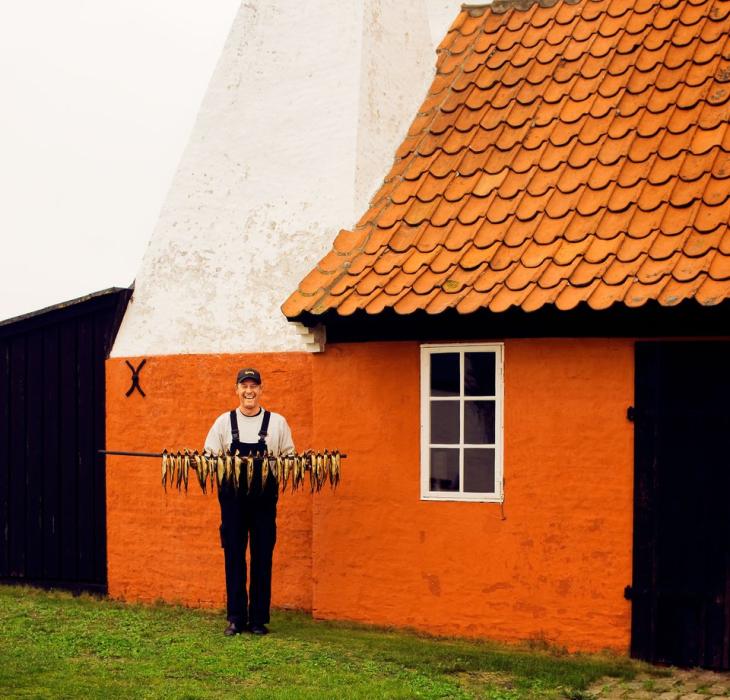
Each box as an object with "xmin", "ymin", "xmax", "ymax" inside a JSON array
[
  {"xmin": 627, "ymin": 406, "xmax": 635, "ymax": 422},
  {"xmin": 624, "ymin": 585, "xmax": 633, "ymax": 600}
]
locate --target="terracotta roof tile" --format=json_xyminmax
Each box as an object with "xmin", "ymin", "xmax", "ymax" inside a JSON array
[
  {"xmin": 447, "ymin": 216, "xmax": 488, "ymax": 250},
  {"xmin": 283, "ymin": 0, "xmax": 730, "ymax": 319},
  {"xmin": 643, "ymin": 228, "xmax": 684, "ymax": 259},
  {"xmin": 697, "ymin": 274, "xmax": 730, "ymax": 303}
]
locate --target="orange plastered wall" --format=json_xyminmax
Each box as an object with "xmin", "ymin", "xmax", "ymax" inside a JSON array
[
  {"xmin": 106, "ymin": 353, "xmax": 313, "ymax": 611},
  {"xmin": 309, "ymin": 339, "xmax": 634, "ymax": 651}
]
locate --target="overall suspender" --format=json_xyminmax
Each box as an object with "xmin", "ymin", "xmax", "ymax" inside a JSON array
[
  {"xmin": 230, "ymin": 410, "xmax": 238, "ymax": 442},
  {"xmin": 258, "ymin": 411, "xmax": 271, "ymax": 443}
]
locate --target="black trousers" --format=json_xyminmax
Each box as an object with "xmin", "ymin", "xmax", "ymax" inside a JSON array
[{"xmin": 218, "ymin": 484, "xmax": 277, "ymax": 627}]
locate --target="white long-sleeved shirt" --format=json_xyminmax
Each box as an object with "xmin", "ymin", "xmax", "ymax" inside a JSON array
[{"xmin": 204, "ymin": 407, "xmax": 294, "ymax": 456}]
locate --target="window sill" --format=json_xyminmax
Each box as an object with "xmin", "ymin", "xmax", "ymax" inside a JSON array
[{"xmin": 420, "ymin": 493, "xmax": 503, "ymax": 503}]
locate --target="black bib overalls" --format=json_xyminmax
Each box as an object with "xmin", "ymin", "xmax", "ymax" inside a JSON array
[{"xmin": 218, "ymin": 409, "xmax": 278, "ymax": 628}]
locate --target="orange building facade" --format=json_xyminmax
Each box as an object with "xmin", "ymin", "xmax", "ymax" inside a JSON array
[
  {"xmin": 106, "ymin": 336, "xmax": 634, "ymax": 652},
  {"xmin": 105, "ymin": 0, "xmax": 730, "ymax": 667}
]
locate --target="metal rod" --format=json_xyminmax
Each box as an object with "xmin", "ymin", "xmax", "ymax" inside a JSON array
[
  {"xmin": 99, "ymin": 450, "xmax": 161, "ymax": 458},
  {"xmin": 99, "ymin": 449, "xmax": 347, "ymax": 458}
]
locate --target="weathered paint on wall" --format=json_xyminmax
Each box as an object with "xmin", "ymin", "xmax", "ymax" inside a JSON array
[
  {"xmin": 106, "ymin": 353, "xmax": 314, "ymax": 610},
  {"xmin": 111, "ymin": 0, "xmax": 441, "ymax": 357},
  {"xmin": 107, "ymin": 337, "xmax": 635, "ymax": 651},
  {"xmin": 355, "ymin": 3, "xmax": 433, "ymax": 209},
  {"xmin": 425, "ymin": 0, "xmax": 461, "ymax": 47}
]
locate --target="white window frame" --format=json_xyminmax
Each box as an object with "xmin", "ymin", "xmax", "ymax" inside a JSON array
[{"xmin": 420, "ymin": 343, "xmax": 504, "ymax": 502}]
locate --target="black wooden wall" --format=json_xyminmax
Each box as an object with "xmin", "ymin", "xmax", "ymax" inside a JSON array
[{"xmin": 0, "ymin": 288, "xmax": 130, "ymax": 593}]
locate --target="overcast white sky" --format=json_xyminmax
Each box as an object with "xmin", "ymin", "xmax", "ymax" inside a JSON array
[{"xmin": 0, "ymin": 1, "xmax": 240, "ymax": 321}]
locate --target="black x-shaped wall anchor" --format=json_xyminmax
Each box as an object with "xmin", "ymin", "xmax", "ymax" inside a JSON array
[{"xmin": 125, "ymin": 359, "xmax": 147, "ymax": 397}]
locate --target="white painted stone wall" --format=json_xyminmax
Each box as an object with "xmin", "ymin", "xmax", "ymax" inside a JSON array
[{"xmin": 112, "ymin": 0, "xmax": 461, "ymax": 356}]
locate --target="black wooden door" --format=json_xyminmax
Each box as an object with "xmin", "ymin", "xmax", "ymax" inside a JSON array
[{"xmin": 632, "ymin": 341, "xmax": 730, "ymax": 670}]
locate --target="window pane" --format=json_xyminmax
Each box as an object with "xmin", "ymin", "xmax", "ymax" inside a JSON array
[
  {"xmin": 464, "ymin": 400, "xmax": 495, "ymax": 444},
  {"xmin": 430, "ymin": 401, "xmax": 459, "ymax": 444},
  {"xmin": 430, "ymin": 448, "xmax": 459, "ymax": 491},
  {"xmin": 430, "ymin": 353, "xmax": 459, "ymax": 396},
  {"xmin": 465, "ymin": 352, "xmax": 495, "ymax": 396},
  {"xmin": 464, "ymin": 448, "xmax": 495, "ymax": 493}
]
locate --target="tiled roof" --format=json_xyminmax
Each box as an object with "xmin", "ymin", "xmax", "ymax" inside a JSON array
[{"xmin": 283, "ymin": 0, "xmax": 730, "ymax": 319}]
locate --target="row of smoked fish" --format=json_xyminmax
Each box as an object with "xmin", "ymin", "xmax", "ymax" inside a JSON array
[{"xmin": 161, "ymin": 449, "xmax": 343, "ymax": 494}]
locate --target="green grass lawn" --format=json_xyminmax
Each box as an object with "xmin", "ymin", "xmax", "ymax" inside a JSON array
[{"xmin": 0, "ymin": 585, "xmax": 649, "ymax": 699}]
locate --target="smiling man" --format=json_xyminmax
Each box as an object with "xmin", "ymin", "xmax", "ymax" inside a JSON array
[{"xmin": 205, "ymin": 368, "xmax": 294, "ymax": 636}]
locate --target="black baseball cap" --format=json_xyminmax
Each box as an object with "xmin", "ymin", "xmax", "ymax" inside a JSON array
[{"xmin": 236, "ymin": 368, "xmax": 261, "ymax": 384}]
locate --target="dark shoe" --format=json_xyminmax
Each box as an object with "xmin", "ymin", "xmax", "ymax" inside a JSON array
[
  {"xmin": 224, "ymin": 621, "xmax": 244, "ymax": 636},
  {"xmin": 249, "ymin": 624, "xmax": 269, "ymax": 636}
]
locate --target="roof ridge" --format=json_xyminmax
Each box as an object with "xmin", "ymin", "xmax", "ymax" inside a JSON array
[{"xmin": 462, "ymin": 0, "xmax": 583, "ymax": 16}]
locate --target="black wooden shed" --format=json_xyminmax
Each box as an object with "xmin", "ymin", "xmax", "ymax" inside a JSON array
[{"xmin": 0, "ymin": 288, "xmax": 131, "ymax": 593}]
